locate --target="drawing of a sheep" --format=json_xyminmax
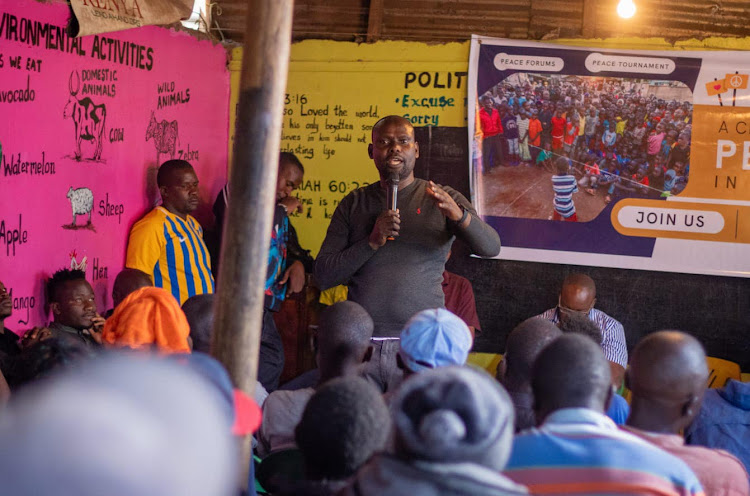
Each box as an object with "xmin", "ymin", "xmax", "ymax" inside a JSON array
[{"xmin": 67, "ymin": 187, "xmax": 94, "ymax": 227}]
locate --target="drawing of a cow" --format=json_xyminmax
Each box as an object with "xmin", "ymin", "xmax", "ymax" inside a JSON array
[
  {"xmin": 63, "ymin": 71, "xmax": 106, "ymax": 161},
  {"xmin": 145, "ymin": 111, "xmax": 179, "ymax": 164}
]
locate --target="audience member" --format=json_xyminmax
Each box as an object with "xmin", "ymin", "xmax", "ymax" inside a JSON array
[
  {"xmin": 126, "ymin": 159, "xmax": 214, "ymax": 305},
  {"xmin": 686, "ymin": 379, "xmax": 750, "ymax": 475},
  {"xmin": 6, "ymin": 337, "xmax": 92, "ymax": 391},
  {"xmin": 181, "ymin": 293, "xmax": 215, "ymax": 355},
  {"xmin": 342, "ymin": 366, "xmax": 527, "ymax": 496},
  {"xmin": 557, "ymin": 312, "xmax": 630, "ymax": 424},
  {"xmin": 215, "ymin": 152, "xmax": 308, "ymax": 392},
  {"xmin": 625, "ymin": 331, "xmax": 749, "ymax": 495},
  {"xmin": 257, "ymin": 301, "xmax": 373, "ymax": 457},
  {"xmin": 101, "ymin": 286, "xmax": 191, "ymax": 354},
  {"xmin": 536, "ymin": 273, "xmax": 627, "ymax": 386},
  {"xmin": 556, "ymin": 310, "xmax": 602, "ymax": 342},
  {"xmin": 497, "ymin": 317, "xmax": 561, "ymax": 432},
  {"xmin": 315, "ymin": 115, "xmax": 501, "ymax": 392},
  {"xmin": 396, "ymin": 308, "xmax": 473, "ymax": 378},
  {"xmin": 181, "ymin": 293, "xmax": 269, "ymax": 406},
  {"xmin": 46, "ymin": 269, "xmax": 104, "ymax": 347},
  {"xmin": 282, "ymin": 377, "xmax": 390, "ymax": 495},
  {"xmin": 107, "ymin": 268, "xmax": 152, "ymax": 317},
  {"xmin": 176, "ymin": 351, "xmax": 263, "ymax": 496},
  {"xmin": 505, "ymin": 334, "xmax": 706, "ymax": 495},
  {"xmin": 0, "ymin": 355, "xmax": 237, "ymax": 496}
]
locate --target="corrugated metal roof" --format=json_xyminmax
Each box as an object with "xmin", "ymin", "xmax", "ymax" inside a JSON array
[
  {"xmin": 214, "ymin": 0, "xmax": 369, "ymax": 41},
  {"xmin": 211, "ymin": 0, "xmax": 750, "ymax": 43}
]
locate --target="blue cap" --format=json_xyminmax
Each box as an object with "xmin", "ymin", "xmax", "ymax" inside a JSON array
[{"xmin": 399, "ymin": 308, "xmax": 473, "ymax": 372}]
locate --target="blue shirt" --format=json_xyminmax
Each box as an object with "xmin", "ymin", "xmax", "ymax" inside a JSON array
[
  {"xmin": 607, "ymin": 393, "xmax": 630, "ymax": 425},
  {"xmin": 686, "ymin": 379, "xmax": 750, "ymax": 475}
]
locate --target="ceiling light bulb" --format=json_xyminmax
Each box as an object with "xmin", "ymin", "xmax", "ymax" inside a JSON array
[{"xmin": 617, "ymin": 0, "xmax": 636, "ymax": 18}]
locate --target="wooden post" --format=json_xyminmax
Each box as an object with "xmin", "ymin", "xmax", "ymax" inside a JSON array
[
  {"xmin": 582, "ymin": 0, "xmax": 597, "ymax": 38},
  {"xmin": 366, "ymin": 0, "xmax": 385, "ymax": 42},
  {"xmin": 212, "ymin": 0, "xmax": 294, "ymax": 485}
]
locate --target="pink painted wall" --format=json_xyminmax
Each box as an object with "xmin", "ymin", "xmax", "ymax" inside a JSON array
[{"xmin": 0, "ymin": 1, "xmax": 229, "ymax": 331}]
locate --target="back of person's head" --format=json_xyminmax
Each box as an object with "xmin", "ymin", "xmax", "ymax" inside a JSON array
[
  {"xmin": 316, "ymin": 301, "xmax": 374, "ymax": 381},
  {"xmin": 555, "ymin": 156, "xmax": 569, "ymax": 174},
  {"xmin": 8, "ymin": 337, "xmax": 93, "ymax": 390},
  {"xmin": 627, "ymin": 330, "xmax": 708, "ymax": 431},
  {"xmin": 0, "ymin": 355, "xmax": 236, "ymax": 496},
  {"xmin": 392, "ymin": 366, "xmax": 514, "ymax": 471},
  {"xmin": 295, "ymin": 376, "xmax": 389, "ymax": 481},
  {"xmin": 557, "ymin": 312, "xmax": 602, "ymax": 345},
  {"xmin": 47, "ymin": 268, "xmax": 86, "ymax": 304},
  {"xmin": 112, "ymin": 269, "xmax": 152, "ymax": 310},
  {"xmin": 499, "ymin": 318, "xmax": 561, "ymax": 391},
  {"xmin": 181, "ymin": 294, "xmax": 214, "ymax": 355},
  {"xmin": 102, "ymin": 287, "xmax": 191, "ymax": 354},
  {"xmin": 532, "ymin": 334, "xmax": 612, "ymax": 423},
  {"xmin": 398, "ymin": 308, "xmax": 473, "ymax": 374}
]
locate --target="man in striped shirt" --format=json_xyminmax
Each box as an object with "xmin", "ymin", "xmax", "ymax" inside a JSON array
[
  {"xmin": 505, "ymin": 334, "xmax": 705, "ymax": 496},
  {"xmin": 551, "ymin": 157, "xmax": 578, "ymax": 221},
  {"xmin": 536, "ymin": 273, "xmax": 627, "ymax": 387},
  {"xmin": 126, "ymin": 160, "xmax": 214, "ymax": 305}
]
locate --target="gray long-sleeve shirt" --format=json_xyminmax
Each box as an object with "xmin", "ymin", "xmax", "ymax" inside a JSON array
[{"xmin": 314, "ymin": 178, "xmax": 500, "ymax": 337}]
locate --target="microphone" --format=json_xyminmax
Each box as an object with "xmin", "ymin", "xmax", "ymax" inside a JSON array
[
  {"xmin": 386, "ymin": 171, "xmax": 399, "ymax": 211},
  {"xmin": 386, "ymin": 172, "xmax": 399, "ymax": 241}
]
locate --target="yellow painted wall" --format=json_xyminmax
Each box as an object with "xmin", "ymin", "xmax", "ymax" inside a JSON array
[{"xmin": 228, "ymin": 37, "xmax": 750, "ymax": 256}]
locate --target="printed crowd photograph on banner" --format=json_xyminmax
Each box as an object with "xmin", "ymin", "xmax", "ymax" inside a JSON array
[
  {"xmin": 468, "ymin": 37, "xmax": 750, "ymax": 277},
  {"xmin": 477, "ymin": 73, "xmax": 692, "ymax": 222}
]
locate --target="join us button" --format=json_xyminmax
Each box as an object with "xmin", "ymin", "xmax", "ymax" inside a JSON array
[
  {"xmin": 611, "ymin": 199, "xmax": 739, "ymax": 243},
  {"xmin": 618, "ymin": 206, "xmax": 724, "ymax": 234}
]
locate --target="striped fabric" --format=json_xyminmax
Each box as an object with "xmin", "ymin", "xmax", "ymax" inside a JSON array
[
  {"xmin": 126, "ymin": 207, "xmax": 214, "ymax": 304},
  {"xmin": 552, "ymin": 174, "xmax": 578, "ymax": 218},
  {"xmin": 506, "ymin": 409, "xmax": 706, "ymax": 496},
  {"xmin": 537, "ymin": 307, "xmax": 628, "ymax": 367}
]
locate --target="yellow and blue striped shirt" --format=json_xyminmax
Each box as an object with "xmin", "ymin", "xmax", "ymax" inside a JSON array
[{"xmin": 126, "ymin": 207, "xmax": 214, "ymax": 304}]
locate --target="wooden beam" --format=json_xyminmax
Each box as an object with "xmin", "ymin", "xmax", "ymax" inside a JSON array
[
  {"xmin": 211, "ymin": 0, "xmax": 293, "ymax": 486},
  {"xmin": 582, "ymin": 0, "xmax": 597, "ymax": 38},
  {"xmin": 367, "ymin": 0, "xmax": 385, "ymax": 42}
]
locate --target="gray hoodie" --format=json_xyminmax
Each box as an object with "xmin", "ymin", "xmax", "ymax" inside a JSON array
[{"xmin": 340, "ymin": 366, "xmax": 528, "ymax": 496}]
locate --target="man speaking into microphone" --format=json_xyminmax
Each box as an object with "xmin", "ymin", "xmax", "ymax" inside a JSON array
[{"xmin": 314, "ymin": 115, "xmax": 501, "ymax": 391}]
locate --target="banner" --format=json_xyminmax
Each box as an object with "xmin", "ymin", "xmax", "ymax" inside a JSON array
[
  {"xmin": 0, "ymin": 1, "xmax": 229, "ymax": 330},
  {"xmin": 469, "ymin": 36, "xmax": 750, "ymax": 277},
  {"xmin": 69, "ymin": 0, "xmax": 193, "ymax": 38}
]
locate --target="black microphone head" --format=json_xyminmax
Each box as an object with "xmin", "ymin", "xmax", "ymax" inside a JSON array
[{"xmin": 387, "ymin": 171, "xmax": 400, "ymax": 186}]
